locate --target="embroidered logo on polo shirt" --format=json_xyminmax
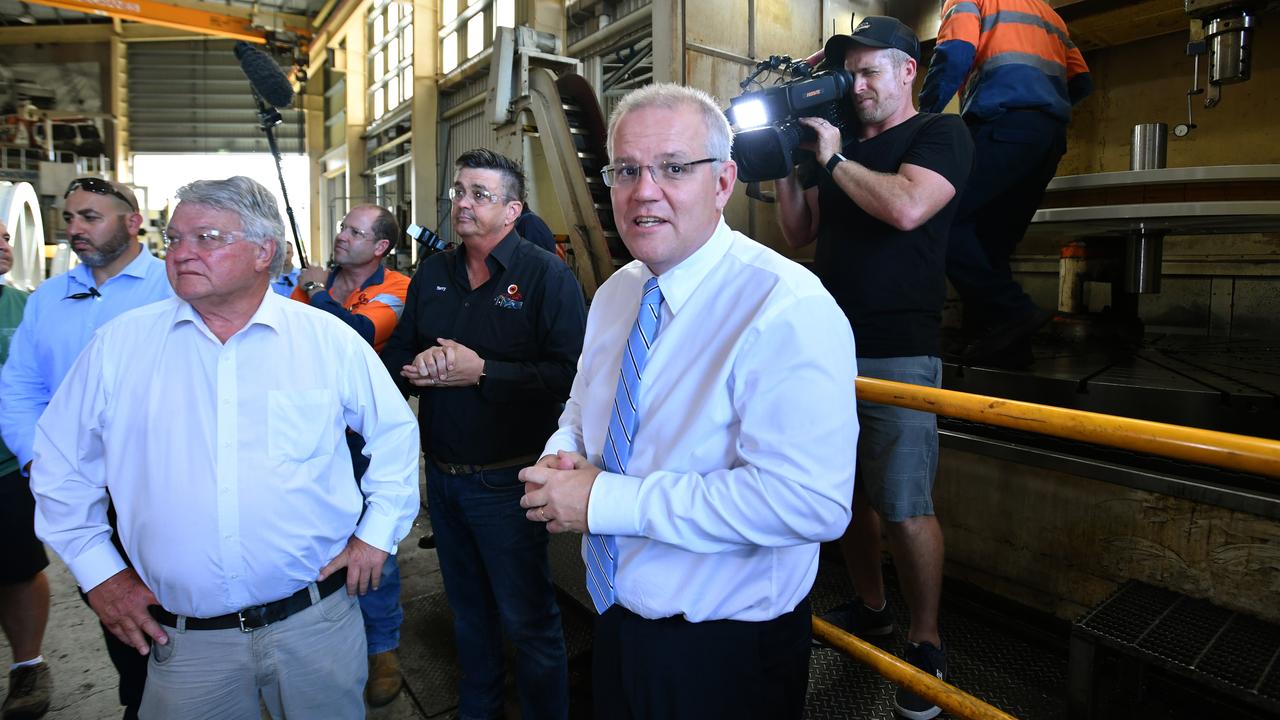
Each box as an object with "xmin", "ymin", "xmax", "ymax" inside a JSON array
[
  {"xmin": 435, "ymin": 285, "xmax": 447, "ymax": 292},
  {"xmin": 494, "ymin": 283, "xmax": 523, "ymax": 310}
]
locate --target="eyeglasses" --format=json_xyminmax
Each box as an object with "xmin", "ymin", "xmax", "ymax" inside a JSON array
[
  {"xmin": 336, "ymin": 222, "xmax": 373, "ymax": 240},
  {"xmin": 162, "ymin": 228, "xmax": 245, "ymax": 252},
  {"xmin": 64, "ymin": 178, "xmax": 138, "ymax": 211},
  {"xmin": 447, "ymin": 186, "xmax": 509, "ymax": 205},
  {"xmin": 601, "ymin": 158, "xmax": 719, "ymax": 188}
]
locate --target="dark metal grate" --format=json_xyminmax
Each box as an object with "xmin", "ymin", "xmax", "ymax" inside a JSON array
[
  {"xmin": 1075, "ymin": 581, "xmax": 1280, "ymax": 712},
  {"xmin": 1199, "ymin": 615, "xmax": 1280, "ymax": 692},
  {"xmin": 1135, "ymin": 595, "xmax": 1233, "ymax": 666}
]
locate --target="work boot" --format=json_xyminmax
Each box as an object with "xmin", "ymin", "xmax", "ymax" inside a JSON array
[
  {"xmin": 365, "ymin": 650, "xmax": 403, "ymax": 708},
  {"xmin": 963, "ymin": 306, "xmax": 1053, "ymax": 367},
  {"xmin": 2, "ymin": 662, "xmax": 51, "ymax": 719}
]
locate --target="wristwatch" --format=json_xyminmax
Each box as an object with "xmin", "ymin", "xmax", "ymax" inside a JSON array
[
  {"xmin": 825, "ymin": 153, "xmax": 848, "ymax": 175},
  {"xmin": 302, "ymin": 281, "xmax": 326, "ymax": 294}
]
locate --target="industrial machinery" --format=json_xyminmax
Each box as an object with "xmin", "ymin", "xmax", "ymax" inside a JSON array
[
  {"xmin": 1175, "ymin": 0, "xmax": 1260, "ymax": 136},
  {"xmin": 0, "ymin": 181, "xmax": 45, "ymax": 292},
  {"xmin": 485, "ymin": 25, "xmax": 618, "ymax": 298}
]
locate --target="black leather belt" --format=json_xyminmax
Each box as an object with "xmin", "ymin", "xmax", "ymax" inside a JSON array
[
  {"xmin": 430, "ymin": 454, "xmax": 538, "ymax": 476},
  {"xmin": 148, "ymin": 569, "xmax": 347, "ymax": 632}
]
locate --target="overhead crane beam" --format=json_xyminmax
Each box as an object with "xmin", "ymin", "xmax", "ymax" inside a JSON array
[{"xmin": 23, "ymin": 0, "xmax": 311, "ymax": 45}]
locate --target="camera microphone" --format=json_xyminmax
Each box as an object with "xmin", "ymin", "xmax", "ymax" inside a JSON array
[
  {"xmin": 407, "ymin": 223, "xmax": 450, "ymax": 254},
  {"xmin": 234, "ymin": 41, "xmax": 295, "ymax": 108}
]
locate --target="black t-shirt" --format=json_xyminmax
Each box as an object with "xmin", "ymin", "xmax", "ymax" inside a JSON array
[{"xmin": 802, "ymin": 112, "xmax": 973, "ymax": 358}]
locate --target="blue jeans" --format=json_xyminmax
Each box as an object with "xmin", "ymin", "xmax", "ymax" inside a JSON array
[
  {"xmin": 360, "ymin": 556, "xmax": 402, "ymax": 654},
  {"xmin": 426, "ymin": 464, "xmax": 569, "ymax": 720},
  {"xmin": 350, "ymin": 433, "xmax": 402, "ymax": 654}
]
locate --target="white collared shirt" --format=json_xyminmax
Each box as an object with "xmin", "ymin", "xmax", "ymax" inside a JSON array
[
  {"xmin": 544, "ymin": 219, "xmax": 858, "ymax": 622},
  {"xmin": 32, "ymin": 290, "xmax": 420, "ymax": 618}
]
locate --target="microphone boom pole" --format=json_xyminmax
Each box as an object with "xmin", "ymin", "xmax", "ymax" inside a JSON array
[
  {"xmin": 253, "ymin": 91, "xmax": 309, "ymax": 268},
  {"xmin": 234, "ymin": 40, "xmax": 310, "ymax": 268}
]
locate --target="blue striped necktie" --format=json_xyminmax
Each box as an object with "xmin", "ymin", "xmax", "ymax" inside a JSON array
[{"xmin": 584, "ymin": 276, "xmax": 663, "ymax": 614}]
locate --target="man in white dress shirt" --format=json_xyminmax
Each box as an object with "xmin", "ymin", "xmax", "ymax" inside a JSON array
[
  {"xmin": 519, "ymin": 84, "xmax": 858, "ymax": 719},
  {"xmin": 30, "ymin": 176, "xmax": 420, "ymax": 719}
]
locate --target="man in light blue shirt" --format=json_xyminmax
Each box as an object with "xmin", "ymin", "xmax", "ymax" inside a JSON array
[
  {"xmin": 0, "ymin": 177, "xmax": 171, "ymax": 720},
  {"xmin": 270, "ymin": 240, "xmax": 300, "ymax": 296},
  {"xmin": 0, "ymin": 178, "xmax": 172, "ymax": 475}
]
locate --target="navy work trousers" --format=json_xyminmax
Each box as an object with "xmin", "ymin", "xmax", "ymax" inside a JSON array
[{"xmin": 947, "ymin": 110, "xmax": 1068, "ymax": 330}]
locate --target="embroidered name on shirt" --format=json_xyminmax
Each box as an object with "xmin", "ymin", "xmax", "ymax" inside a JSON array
[
  {"xmin": 436, "ymin": 285, "xmax": 447, "ymax": 292},
  {"xmin": 494, "ymin": 283, "xmax": 523, "ymax": 310}
]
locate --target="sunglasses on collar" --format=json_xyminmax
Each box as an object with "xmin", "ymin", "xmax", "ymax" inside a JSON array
[{"xmin": 64, "ymin": 177, "xmax": 138, "ymax": 212}]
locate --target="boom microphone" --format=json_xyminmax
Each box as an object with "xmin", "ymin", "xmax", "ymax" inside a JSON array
[{"xmin": 234, "ymin": 41, "xmax": 295, "ymax": 108}]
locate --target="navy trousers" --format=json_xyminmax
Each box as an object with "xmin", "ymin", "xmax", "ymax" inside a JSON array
[
  {"xmin": 946, "ymin": 110, "xmax": 1068, "ymax": 331},
  {"xmin": 592, "ymin": 599, "xmax": 812, "ymax": 720}
]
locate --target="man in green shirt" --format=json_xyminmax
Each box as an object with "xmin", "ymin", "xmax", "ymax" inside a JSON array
[{"xmin": 0, "ymin": 219, "xmax": 51, "ymax": 719}]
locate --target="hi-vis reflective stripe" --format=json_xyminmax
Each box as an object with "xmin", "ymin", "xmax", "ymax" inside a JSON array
[
  {"xmin": 938, "ymin": 0, "xmax": 1088, "ymax": 82},
  {"xmin": 371, "ymin": 293, "xmax": 405, "ymax": 319},
  {"xmin": 980, "ymin": 10, "xmax": 1077, "ymax": 50}
]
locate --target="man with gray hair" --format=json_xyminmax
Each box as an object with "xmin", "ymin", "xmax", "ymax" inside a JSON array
[
  {"xmin": 30, "ymin": 176, "xmax": 421, "ymax": 718},
  {"xmin": 776, "ymin": 15, "xmax": 974, "ymax": 720},
  {"xmin": 520, "ymin": 83, "xmax": 857, "ymax": 718}
]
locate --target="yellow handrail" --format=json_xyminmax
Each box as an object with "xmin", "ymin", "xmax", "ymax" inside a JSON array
[
  {"xmin": 818, "ymin": 378, "xmax": 1280, "ymax": 719},
  {"xmin": 856, "ymin": 377, "xmax": 1280, "ymax": 478},
  {"xmin": 813, "ymin": 617, "xmax": 1020, "ymax": 720}
]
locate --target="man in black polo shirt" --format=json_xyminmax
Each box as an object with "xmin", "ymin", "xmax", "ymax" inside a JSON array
[
  {"xmin": 776, "ymin": 16, "xmax": 973, "ymax": 720},
  {"xmin": 382, "ymin": 148, "xmax": 585, "ymax": 720}
]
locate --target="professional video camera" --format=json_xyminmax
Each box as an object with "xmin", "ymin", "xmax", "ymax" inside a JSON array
[
  {"xmin": 406, "ymin": 223, "xmax": 450, "ymax": 255},
  {"xmin": 727, "ymin": 55, "xmax": 854, "ymax": 183}
]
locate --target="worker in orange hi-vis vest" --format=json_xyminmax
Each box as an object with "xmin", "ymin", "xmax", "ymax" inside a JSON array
[
  {"xmin": 292, "ymin": 204, "xmax": 412, "ymax": 707},
  {"xmin": 920, "ymin": 0, "xmax": 1092, "ymax": 368}
]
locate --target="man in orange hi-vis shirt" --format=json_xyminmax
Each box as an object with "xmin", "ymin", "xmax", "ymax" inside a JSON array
[
  {"xmin": 294, "ymin": 205, "xmax": 411, "ymax": 353},
  {"xmin": 293, "ymin": 204, "xmax": 412, "ymax": 707},
  {"xmin": 920, "ymin": 0, "xmax": 1092, "ymax": 369}
]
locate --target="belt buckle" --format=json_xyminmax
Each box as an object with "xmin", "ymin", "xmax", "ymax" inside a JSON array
[
  {"xmin": 237, "ymin": 606, "xmax": 268, "ymax": 632},
  {"xmin": 447, "ymin": 462, "xmax": 467, "ymax": 475}
]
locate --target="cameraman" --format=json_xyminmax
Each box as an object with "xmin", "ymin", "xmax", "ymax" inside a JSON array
[{"xmin": 775, "ymin": 16, "xmax": 972, "ymax": 720}]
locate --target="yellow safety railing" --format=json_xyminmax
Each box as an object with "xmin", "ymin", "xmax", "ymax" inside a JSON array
[
  {"xmin": 814, "ymin": 377, "xmax": 1280, "ymax": 719},
  {"xmin": 813, "ymin": 617, "xmax": 1019, "ymax": 720},
  {"xmin": 857, "ymin": 377, "xmax": 1280, "ymax": 478}
]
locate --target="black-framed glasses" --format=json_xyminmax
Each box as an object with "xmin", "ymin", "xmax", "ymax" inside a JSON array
[
  {"xmin": 601, "ymin": 158, "xmax": 719, "ymax": 188},
  {"xmin": 447, "ymin": 186, "xmax": 509, "ymax": 205},
  {"xmin": 64, "ymin": 178, "xmax": 138, "ymax": 211}
]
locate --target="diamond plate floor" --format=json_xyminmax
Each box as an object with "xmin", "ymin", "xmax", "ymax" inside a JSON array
[
  {"xmin": 399, "ymin": 559, "xmax": 1069, "ymax": 719},
  {"xmin": 806, "ymin": 563, "xmax": 1067, "ymax": 719}
]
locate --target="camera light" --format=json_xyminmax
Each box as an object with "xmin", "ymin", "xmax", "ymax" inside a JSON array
[{"xmin": 732, "ymin": 99, "xmax": 769, "ymax": 129}]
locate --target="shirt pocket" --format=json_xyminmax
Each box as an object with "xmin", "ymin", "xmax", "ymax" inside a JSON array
[{"xmin": 267, "ymin": 389, "xmax": 337, "ymax": 462}]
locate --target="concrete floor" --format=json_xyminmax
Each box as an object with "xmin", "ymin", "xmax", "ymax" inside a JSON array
[{"xmin": 0, "ymin": 506, "xmax": 450, "ymax": 720}]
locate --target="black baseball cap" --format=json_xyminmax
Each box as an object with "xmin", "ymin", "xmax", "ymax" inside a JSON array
[{"xmin": 824, "ymin": 15, "xmax": 921, "ymax": 65}]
